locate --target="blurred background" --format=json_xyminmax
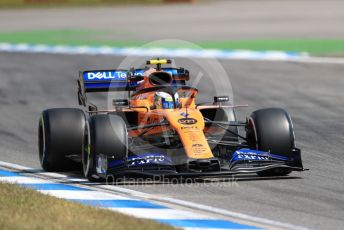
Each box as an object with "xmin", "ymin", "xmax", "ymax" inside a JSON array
[{"xmin": 0, "ymin": 0, "xmax": 343, "ymax": 56}]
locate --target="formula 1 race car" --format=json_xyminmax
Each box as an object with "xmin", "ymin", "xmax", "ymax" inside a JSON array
[{"xmin": 38, "ymin": 59, "xmax": 306, "ymax": 181}]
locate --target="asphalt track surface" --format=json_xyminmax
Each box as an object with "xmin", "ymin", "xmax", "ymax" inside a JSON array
[
  {"xmin": 0, "ymin": 52, "xmax": 343, "ymax": 229},
  {"xmin": 1, "ymin": 0, "xmax": 344, "ymax": 39}
]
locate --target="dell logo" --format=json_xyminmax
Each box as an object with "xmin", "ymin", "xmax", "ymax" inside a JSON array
[{"xmin": 86, "ymin": 71, "xmax": 127, "ymax": 80}]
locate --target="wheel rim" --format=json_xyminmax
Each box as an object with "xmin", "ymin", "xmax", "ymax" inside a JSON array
[
  {"xmin": 82, "ymin": 124, "xmax": 91, "ymax": 177},
  {"xmin": 38, "ymin": 117, "xmax": 46, "ymax": 166}
]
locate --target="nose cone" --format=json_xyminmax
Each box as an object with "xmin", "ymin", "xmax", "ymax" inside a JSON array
[{"xmin": 164, "ymin": 109, "xmax": 214, "ymax": 159}]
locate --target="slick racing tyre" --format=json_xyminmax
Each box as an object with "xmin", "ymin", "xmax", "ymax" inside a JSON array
[
  {"xmin": 38, "ymin": 108, "xmax": 85, "ymax": 171},
  {"xmin": 83, "ymin": 114, "xmax": 128, "ymax": 181},
  {"xmin": 246, "ymin": 108, "xmax": 295, "ymax": 176}
]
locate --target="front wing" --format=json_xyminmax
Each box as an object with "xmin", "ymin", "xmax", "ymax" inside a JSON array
[{"xmin": 96, "ymin": 148, "xmax": 307, "ymax": 179}]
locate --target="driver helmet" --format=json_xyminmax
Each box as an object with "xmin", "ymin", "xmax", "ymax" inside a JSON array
[{"xmin": 154, "ymin": 92, "xmax": 179, "ymax": 109}]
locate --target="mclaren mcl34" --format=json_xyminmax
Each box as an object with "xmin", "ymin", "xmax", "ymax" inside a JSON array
[{"xmin": 38, "ymin": 59, "xmax": 306, "ymax": 181}]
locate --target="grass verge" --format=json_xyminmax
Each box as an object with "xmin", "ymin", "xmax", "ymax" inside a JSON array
[
  {"xmin": 0, "ymin": 182, "xmax": 175, "ymax": 230},
  {"xmin": 0, "ymin": 30, "xmax": 343, "ymax": 55}
]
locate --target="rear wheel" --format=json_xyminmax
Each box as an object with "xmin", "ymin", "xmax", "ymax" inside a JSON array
[
  {"xmin": 246, "ymin": 108, "xmax": 295, "ymax": 176},
  {"xmin": 38, "ymin": 108, "xmax": 85, "ymax": 171},
  {"xmin": 82, "ymin": 114, "xmax": 128, "ymax": 181}
]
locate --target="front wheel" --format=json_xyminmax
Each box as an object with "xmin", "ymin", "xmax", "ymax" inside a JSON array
[
  {"xmin": 246, "ymin": 108, "xmax": 295, "ymax": 176},
  {"xmin": 82, "ymin": 114, "xmax": 128, "ymax": 181}
]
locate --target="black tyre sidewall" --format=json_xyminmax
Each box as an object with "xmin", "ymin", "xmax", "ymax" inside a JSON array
[
  {"xmin": 248, "ymin": 108, "xmax": 295, "ymax": 156},
  {"xmin": 84, "ymin": 114, "xmax": 128, "ymax": 180},
  {"xmin": 39, "ymin": 108, "xmax": 85, "ymax": 171},
  {"xmin": 247, "ymin": 108, "xmax": 295, "ymax": 176}
]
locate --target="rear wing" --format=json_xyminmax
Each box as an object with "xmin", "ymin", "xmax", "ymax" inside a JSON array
[
  {"xmin": 77, "ymin": 68, "xmax": 189, "ymax": 106},
  {"xmin": 77, "ymin": 69, "xmax": 133, "ymax": 106},
  {"xmin": 79, "ymin": 69, "xmax": 135, "ymax": 93},
  {"xmin": 132, "ymin": 68, "xmax": 189, "ymax": 81}
]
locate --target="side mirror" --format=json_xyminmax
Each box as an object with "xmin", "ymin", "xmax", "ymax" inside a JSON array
[
  {"xmin": 214, "ymin": 96, "xmax": 229, "ymax": 103},
  {"xmin": 113, "ymin": 99, "xmax": 129, "ymax": 107}
]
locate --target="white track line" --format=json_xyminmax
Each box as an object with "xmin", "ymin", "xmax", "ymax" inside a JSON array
[
  {"xmin": 183, "ymin": 228, "xmax": 247, "ymax": 230},
  {"xmin": 0, "ymin": 176, "xmax": 48, "ymax": 184},
  {"xmin": 0, "ymin": 160, "xmax": 307, "ymax": 230},
  {"xmin": 283, "ymin": 56, "xmax": 344, "ymax": 64},
  {"xmin": 108, "ymin": 208, "xmax": 213, "ymax": 220},
  {"xmin": 0, "ymin": 161, "xmax": 32, "ymax": 170},
  {"xmin": 39, "ymin": 190, "xmax": 130, "ymax": 200}
]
